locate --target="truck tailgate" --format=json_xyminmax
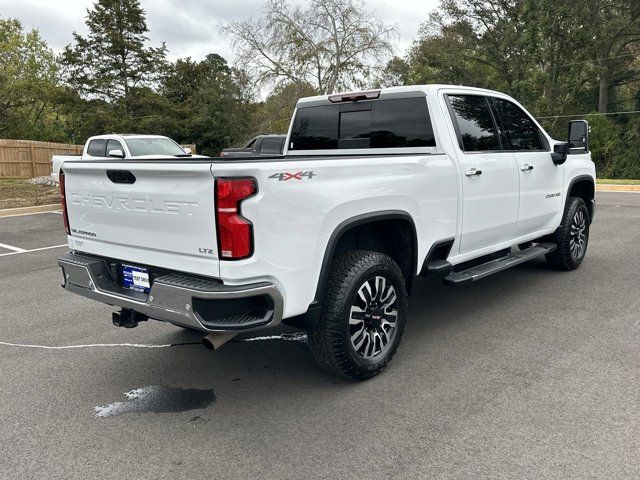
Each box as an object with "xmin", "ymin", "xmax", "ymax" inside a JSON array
[{"xmin": 62, "ymin": 161, "xmax": 220, "ymax": 278}]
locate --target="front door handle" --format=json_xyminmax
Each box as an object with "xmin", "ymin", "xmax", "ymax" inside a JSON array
[
  {"xmin": 465, "ymin": 168, "xmax": 483, "ymax": 176},
  {"xmin": 520, "ymin": 164, "xmax": 534, "ymax": 171}
]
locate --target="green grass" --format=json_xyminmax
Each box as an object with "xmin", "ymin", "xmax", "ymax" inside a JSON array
[
  {"xmin": 0, "ymin": 178, "xmax": 59, "ymax": 209},
  {"xmin": 597, "ymin": 179, "xmax": 640, "ymax": 185}
]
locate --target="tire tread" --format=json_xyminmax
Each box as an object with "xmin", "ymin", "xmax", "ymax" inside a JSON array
[{"xmin": 308, "ymin": 250, "xmax": 406, "ymax": 380}]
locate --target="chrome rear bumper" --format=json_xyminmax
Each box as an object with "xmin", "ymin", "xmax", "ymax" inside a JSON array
[{"xmin": 58, "ymin": 252, "xmax": 283, "ymax": 332}]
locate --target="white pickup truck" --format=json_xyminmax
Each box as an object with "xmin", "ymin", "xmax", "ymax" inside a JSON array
[
  {"xmin": 51, "ymin": 134, "xmax": 197, "ymax": 183},
  {"xmin": 57, "ymin": 85, "xmax": 595, "ymax": 380}
]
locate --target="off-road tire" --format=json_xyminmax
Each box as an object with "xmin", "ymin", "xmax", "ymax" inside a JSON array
[
  {"xmin": 308, "ymin": 250, "xmax": 407, "ymax": 380},
  {"xmin": 545, "ymin": 196, "xmax": 590, "ymax": 270}
]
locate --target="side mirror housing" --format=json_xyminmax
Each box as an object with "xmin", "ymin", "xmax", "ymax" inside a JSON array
[
  {"xmin": 108, "ymin": 149, "xmax": 125, "ymax": 158},
  {"xmin": 183, "ymin": 147, "xmax": 192, "ymax": 155},
  {"xmin": 551, "ymin": 142, "xmax": 569, "ymax": 165},
  {"xmin": 568, "ymin": 119, "xmax": 589, "ymax": 153}
]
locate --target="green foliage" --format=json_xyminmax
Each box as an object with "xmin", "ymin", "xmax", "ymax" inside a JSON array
[
  {"xmin": 403, "ymin": 0, "xmax": 640, "ymax": 178},
  {"xmin": 249, "ymin": 82, "xmax": 316, "ymax": 138},
  {"xmin": 0, "ymin": 18, "xmax": 61, "ymax": 140},
  {"xmin": 2, "ymin": 0, "xmax": 640, "ymax": 177},
  {"xmin": 61, "ymin": 0, "xmax": 167, "ymax": 102},
  {"xmin": 160, "ymin": 54, "xmax": 254, "ymax": 155}
]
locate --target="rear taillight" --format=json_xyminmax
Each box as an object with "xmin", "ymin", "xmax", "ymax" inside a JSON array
[
  {"xmin": 215, "ymin": 178, "xmax": 256, "ymax": 259},
  {"xmin": 60, "ymin": 171, "xmax": 70, "ymax": 235}
]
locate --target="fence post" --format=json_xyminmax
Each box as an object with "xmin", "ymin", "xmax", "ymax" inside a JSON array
[{"xmin": 29, "ymin": 144, "xmax": 36, "ymax": 178}]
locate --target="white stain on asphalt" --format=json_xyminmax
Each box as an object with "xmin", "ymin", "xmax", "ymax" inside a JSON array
[
  {"xmin": 241, "ymin": 333, "xmax": 308, "ymax": 343},
  {"xmin": 0, "ymin": 334, "xmax": 307, "ymax": 351},
  {"xmin": 95, "ymin": 385, "xmax": 216, "ymax": 418},
  {"xmin": 0, "ymin": 341, "xmax": 196, "ymax": 350}
]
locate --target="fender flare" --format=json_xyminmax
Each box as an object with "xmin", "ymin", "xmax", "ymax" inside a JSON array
[
  {"xmin": 564, "ymin": 175, "xmax": 595, "ymax": 224},
  {"xmin": 286, "ymin": 210, "xmax": 417, "ymax": 330}
]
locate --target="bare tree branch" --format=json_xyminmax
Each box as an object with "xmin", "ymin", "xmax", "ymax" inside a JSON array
[{"xmin": 222, "ymin": 0, "xmax": 398, "ymax": 95}]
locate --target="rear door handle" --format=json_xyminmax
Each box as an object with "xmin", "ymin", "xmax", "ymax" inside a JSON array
[
  {"xmin": 520, "ymin": 164, "xmax": 534, "ymax": 171},
  {"xmin": 465, "ymin": 168, "xmax": 482, "ymax": 176}
]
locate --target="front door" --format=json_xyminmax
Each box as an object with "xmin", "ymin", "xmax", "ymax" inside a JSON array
[
  {"xmin": 488, "ymin": 97, "xmax": 564, "ymax": 236},
  {"xmin": 446, "ymin": 94, "xmax": 520, "ymax": 254}
]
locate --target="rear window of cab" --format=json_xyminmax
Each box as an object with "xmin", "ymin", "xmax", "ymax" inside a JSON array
[{"xmin": 289, "ymin": 97, "xmax": 436, "ymax": 150}]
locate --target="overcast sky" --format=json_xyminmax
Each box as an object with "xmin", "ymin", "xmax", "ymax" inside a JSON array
[{"xmin": 1, "ymin": 0, "xmax": 440, "ymax": 62}]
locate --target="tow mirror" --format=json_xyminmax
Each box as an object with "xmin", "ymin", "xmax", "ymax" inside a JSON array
[
  {"xmin": 108, "ymin": 149, "xmax": 125, "ymax": 158},
  {"xmin": 568, "ymin": 120, "xmax": 589, "ymax": 153},
  {"xmin": 551, "ymin": 142, "xmax": 569, "ymax": 165}
]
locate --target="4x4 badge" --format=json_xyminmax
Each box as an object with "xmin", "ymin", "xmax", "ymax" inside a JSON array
[{"xmin": 269, "ymin": 171, "xmax": 316, "ymax": 181}]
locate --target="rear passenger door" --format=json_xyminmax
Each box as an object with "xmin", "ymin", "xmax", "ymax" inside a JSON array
[
  {"xmin": 446, "ymin": 94, "xmax": 519, "ymax": 254},
  {"xmin": 489, "ymin": 97, "xmax": 563, "ymax": 236}
]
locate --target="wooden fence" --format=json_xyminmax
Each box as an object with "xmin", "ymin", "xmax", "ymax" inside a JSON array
[{"xmin": 0, "ymin": 139, "xmax": 197, "ymax": 179}]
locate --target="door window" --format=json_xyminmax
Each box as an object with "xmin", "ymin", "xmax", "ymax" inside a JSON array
[
  {"xmin": 447, "ymin": 95, "xmax": 500, "ymax": 152},
  {"xmin": 86, "ymin": 139, "xmax": 107, "ymax": 156},
  {"xmin": 490, "ymin": 98, "xmax": 546, "ymax": 151},
  {"xmin": 106, "ymin": 139, "xmax": 124, "ymax": 155},
  {"xmin": 260, "ymin": 137, "xmax": 284, "ymax": 154}
]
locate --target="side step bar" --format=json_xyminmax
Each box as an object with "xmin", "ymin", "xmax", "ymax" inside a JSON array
[{"xmin": 444, "ymin": 243, "xmax": 557, "ymax": 286}]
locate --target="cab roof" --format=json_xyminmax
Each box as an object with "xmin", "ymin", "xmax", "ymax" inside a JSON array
[{"xmin": 296, "ymin": 84, "xmax": 513, "ymax": 108}]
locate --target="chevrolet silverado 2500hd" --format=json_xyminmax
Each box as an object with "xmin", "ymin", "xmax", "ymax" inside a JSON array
[{"xmin": 57, "ymin": 85, "xmax": 595, "ymax": 380}]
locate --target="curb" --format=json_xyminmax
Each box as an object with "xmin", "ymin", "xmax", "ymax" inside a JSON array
[
  {"xmin": 596, "ymin": 184, "xmax": 640, "ymax": 192},
  {"xmin": 0, "ymin": 204, "xmax": 60, "ymax": 218}
]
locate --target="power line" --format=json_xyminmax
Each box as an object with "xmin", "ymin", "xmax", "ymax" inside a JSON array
[{"xmin": 536, "ymin": 110, "xmax": 640, "ymax": 119}]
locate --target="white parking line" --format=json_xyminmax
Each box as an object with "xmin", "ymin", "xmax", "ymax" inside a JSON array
[
  {"xmin": 0, "ymin": 244, "xmax": 68, "ymax": 257},
  {"xmin": 0, "ymin": 209, "xmax": 61, "ymax": 218},
  {"xmin": 0, "ymin": 242, "xmax": 26, "ymax": 253}
]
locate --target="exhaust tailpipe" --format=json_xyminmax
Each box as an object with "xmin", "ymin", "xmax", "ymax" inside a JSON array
[{"xmin": 202, "ymin": 332, "xmax": 237, "ymax": 351}]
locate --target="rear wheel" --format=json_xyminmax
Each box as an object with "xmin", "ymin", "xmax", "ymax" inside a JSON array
[
  {"xmin": 308, "ymin": 250, "xmax": 407, "ymax": 380},
  {"xmin": 546, "ymin": 196, "xmax": 590, "ymax": 270}
]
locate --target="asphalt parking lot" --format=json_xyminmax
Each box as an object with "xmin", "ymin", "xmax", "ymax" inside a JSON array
[{"xmin": 1, "ymin": 192, "xmax": 639, "ymax": 479}]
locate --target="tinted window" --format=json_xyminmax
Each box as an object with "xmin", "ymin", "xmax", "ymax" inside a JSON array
[
  {"xmin": 290, "ymin": 105, "xmax": 338, "ymax": 150},
  {"xmin": 87, "ymin": 139, "xmax": 107, "ymax": 157},
  {"xmin": 491, "ymin": 98, "xmax": 545, "ymax": 150},
  {"xmin": 124, "ymin": 138, "xmax": 185, "ymax": 156},
  {"xmin": 447, "ymin": 95, "xmax": 500, "ymax": 152},
  {"xmin": 290, "ymin": 97, "xmax": 436, "ymax": 150},
  {"xmin": 260, "ymin": 137, "xmax": 284, "ymax": 155},
  {"xmin": 106, "ymin": 139, "xmax": 123, "ymax": 155}
]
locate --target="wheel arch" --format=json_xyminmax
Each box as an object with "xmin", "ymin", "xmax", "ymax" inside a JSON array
[
  {"xmin": 283, "ymin": 211, "xmax": 418, "ymax": 331},
  {"xmin": 566, "ymin": 175, "xmax": 595, "ymax": 224}
]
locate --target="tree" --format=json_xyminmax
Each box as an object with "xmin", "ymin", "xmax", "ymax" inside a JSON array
[
  {"xmin": 249, "ymin": 82, "xmax": 316, "ymax": 137},
  {"xmin": 405, "ymin": 1, "xmax": 595, "ymax": 117},
  {"xmin": 223, "ymin": 0, "xmax": 397, "ymax": 95},
  {"xmin": 0, "ymin": 18, "xmax": 60, "ymax": 139},
  {"xmin": 61, "ymin": 0, "xmax": 167, "ymax": 103},
  {"xmin": 160, "ymin": 54, "xmax": 254, "ymax": 155},
  {"xmin": 586, "ymin": 0, "xmax": 640, "ymax": 112}
]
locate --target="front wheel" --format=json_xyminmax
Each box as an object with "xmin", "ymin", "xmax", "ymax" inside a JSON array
[
  {"xmin": 308, "ymin": 250, "xmax": 407, "ymax": 380},
  {"xmin": 546, "ymin": 196, "xmax": 590, "ymax": 270}
]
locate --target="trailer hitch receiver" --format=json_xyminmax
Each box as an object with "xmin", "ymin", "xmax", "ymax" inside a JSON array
[{"xmin": 112, "ymin": 309, "xmax": 148, "ymax": 328}]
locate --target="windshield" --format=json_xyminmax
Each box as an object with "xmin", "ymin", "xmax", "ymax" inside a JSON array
[{"xmin": 124, "ymin": 137, "xmax": 186, "ymax": 156}]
